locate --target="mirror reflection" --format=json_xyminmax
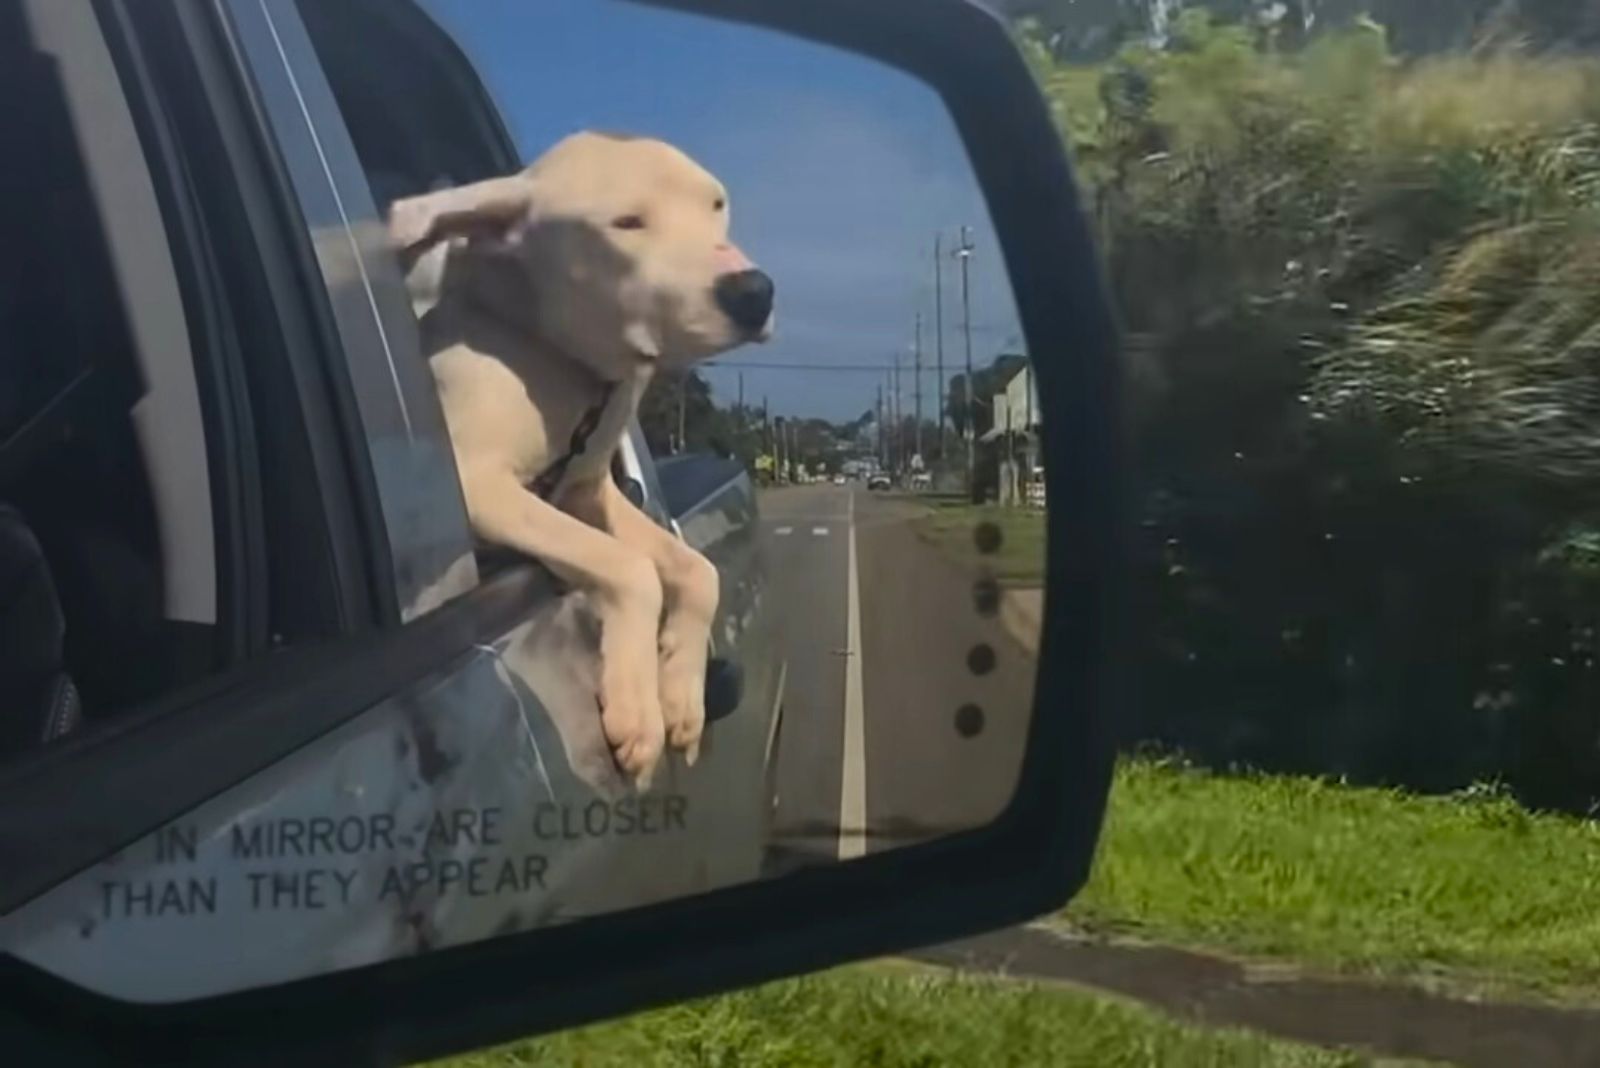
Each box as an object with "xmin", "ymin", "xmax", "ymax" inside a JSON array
[{"xmin": 0, "ymin": 0, "xmax": 1044, "ymax": 1000}]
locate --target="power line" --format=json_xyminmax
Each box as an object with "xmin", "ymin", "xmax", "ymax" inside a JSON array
[{"xmin": 707, "ymin": 360, "xmax": 978, "ymax": 373}]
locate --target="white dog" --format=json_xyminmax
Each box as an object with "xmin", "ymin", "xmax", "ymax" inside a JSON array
[{"xmin": 388, "ymin": 131, "xmax": 774, "ymax": 789}]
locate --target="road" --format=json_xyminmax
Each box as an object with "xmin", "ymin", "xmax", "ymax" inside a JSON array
[{"xmin": 759, "ymin": 484, "xmax": 1038, "ymax": 873}]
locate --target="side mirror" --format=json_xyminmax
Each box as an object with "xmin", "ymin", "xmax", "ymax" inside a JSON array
[{"xmin": 0, "ymin": 0, "xmax": 1119, "ymax": 1063}]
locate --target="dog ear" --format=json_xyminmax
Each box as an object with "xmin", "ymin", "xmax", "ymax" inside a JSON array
[{"xmin": 387, "ymin": 174, "xmax": 535, "ymax": 260}]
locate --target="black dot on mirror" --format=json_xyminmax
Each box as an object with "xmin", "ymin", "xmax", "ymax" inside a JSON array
[
  {"xmin": 967, "ymin": 644, "xmax": 996, "ymax": 676},
  {"xmin": 955, "ymin": 704, "xmax": 985, "ymax": 739},
  {"xmin": 973, "ymin": 577, "xmax": 1001, "ymax": 617},
  {"xmin": 974, "ymin": 522, "xmax": 1003, "ymax": 555}
]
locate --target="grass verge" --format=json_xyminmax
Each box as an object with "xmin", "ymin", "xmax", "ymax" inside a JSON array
[
  {"xmin": 908, "ymin": 499, "xmax": 1045, "ymax": 587},
  {"xmin": 429, "ymin": 963, "xmax": 1406, "ymax": 1067},
  {"xmin": 1066, "ymin": 758, "xmax": 1600, "ymax": 1001}
]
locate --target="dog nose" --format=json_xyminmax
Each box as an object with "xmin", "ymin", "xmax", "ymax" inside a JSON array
[{"xmin": 714, "ymin": 269, "xmax": 775, "ymax": 334}]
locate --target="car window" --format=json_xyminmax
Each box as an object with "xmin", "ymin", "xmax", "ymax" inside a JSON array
[
  {"xmin": 293, "ymin": 0, "xmax": 672, "ymax": 559},
  {"xmin": 0, "ymin": 0, "xmax": 251, "ymax": 757}
]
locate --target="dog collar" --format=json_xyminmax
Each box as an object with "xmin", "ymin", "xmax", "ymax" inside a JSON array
[{"xmin": 528, "ymin": 382, "xmax": 618, "ymax": 499}]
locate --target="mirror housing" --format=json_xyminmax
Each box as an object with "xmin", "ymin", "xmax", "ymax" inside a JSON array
[{"xmin": 0, "ymin": 0, "xmax": 1122, "ymax": 1063}]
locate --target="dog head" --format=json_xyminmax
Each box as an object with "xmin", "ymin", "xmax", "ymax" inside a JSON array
[{"xmin": 389, "ymin": 131, "xmax": 774, "ymax": 377}]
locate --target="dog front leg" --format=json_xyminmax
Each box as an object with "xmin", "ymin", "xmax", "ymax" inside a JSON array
[
  {"xmin": 461, "ymin": 467, "xmax": 667, "ymax": 789},
  {"xmin": 565, "ymin": 476, "xmax": 718, "ymax": 765}
]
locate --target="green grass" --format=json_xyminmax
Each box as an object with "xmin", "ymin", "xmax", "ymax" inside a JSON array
[
  {"xmin": 909, "ymin": 500, "xmax": 1046, "ymax": 587},
  {"xmin": 429, "ymin": 964, "xmax": 1400, "ymax": 1067},
  {"xmin": 1067, "ymin": 758, "xmax": 1600, "ymax": 1000}
]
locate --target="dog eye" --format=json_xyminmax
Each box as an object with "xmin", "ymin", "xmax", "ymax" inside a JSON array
[
  {"xmin": 612, "ymin": 214, "xmax": 647, "ymax": 231},
  {"xmin": 713, "ymin": 197, "xmax": 726, "ymax": 211}
]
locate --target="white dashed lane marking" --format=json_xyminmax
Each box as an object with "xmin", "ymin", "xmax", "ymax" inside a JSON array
[{"xmin": 770, "ymin": 524, "xmax": 837, "ymax": 537}]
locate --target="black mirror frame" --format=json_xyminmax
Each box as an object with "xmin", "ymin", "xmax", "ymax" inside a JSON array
[{"xmin": 0, "ymin": 0, "xmax": 1123, "ymax": 1063}]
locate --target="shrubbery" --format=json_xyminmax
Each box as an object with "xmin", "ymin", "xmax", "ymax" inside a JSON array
[{"xmin": 1023, "ymin": 10, "xmax": 1600, "ymax": 810}]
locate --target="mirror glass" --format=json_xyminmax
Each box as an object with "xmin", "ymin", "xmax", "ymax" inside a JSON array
[{"xmin": 0, "ymin": 0, "xmax": 1046, "ymax": 1002}]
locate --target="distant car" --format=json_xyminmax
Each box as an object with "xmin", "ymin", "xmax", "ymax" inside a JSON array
[
  {"xmin": 867, "ymin": 473, "xmax": 892, "ymax": 491},
  {"xmin": 832, "ymin": 474, "xmax": 847, "ymax": 486}
]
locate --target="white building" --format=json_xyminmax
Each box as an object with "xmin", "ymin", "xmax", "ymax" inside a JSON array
[{"xmin": 983, "ymin": 363, "xmax": 1044, "ymax": 508}]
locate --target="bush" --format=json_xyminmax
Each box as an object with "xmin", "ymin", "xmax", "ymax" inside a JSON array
[{"xmin": 1022, "ymin": 12, "xmax": 1600, "ymax": 811}]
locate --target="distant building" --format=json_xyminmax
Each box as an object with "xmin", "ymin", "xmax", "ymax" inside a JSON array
[{"xmin": 982, "ymin": 363, "xmax": 1044, "ymax": 508}]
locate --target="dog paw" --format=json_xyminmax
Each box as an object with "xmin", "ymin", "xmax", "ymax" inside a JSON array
[
  {"xmin": 387, "ymin": 196, "xmax": 434, "ymax": 252},
  {"xmin": 598, "ymin": 655, "xmax": 665, "ymax": 791},
  {"xmin": 660, "ymin": 651, "xmax": 706, "ymax": 766}
]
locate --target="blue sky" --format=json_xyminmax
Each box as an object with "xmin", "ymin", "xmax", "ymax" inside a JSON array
[{"xmin": 425, "ymin": 0, "xmax": 1023, "ymax": 422}]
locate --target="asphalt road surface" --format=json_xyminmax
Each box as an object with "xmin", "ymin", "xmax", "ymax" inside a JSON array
[{"xmin": 759, "ymin": 484, "xmax": 1038, "ymax": 874}]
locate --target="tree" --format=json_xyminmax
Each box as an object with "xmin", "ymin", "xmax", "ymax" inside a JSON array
[
  {"xmin": 1008, "ymin": 1, "xmax": 1600, "ymax": 59},
  {"xmin": 637, "ymin": 370, "xmax": 711, "ymax": 457},
  {"xmin": 637, "ymin": 370, "xmax": 767, "ymax": 470},
  {"xmin": 947, "ymin": 354, "xmax": 1029, "ymax": 439},
  {"xmin": 1017, "ymin": 3, "xmax": 1600, "ymax": 812}
]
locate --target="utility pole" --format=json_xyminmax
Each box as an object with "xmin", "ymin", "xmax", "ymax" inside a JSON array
[
  {"xmin": 883, "ymin": 372, "xmax": 893, "ymax": 474},
  {"xmin": 957, "ymin": 225, "xmax": 976, "ymax": 499},
  {"xmin": 892, "ymin": 352, "xmax": 902, "ymax": 478},
  {"xmin": 780, "ymin": 415, "xmax": 793, "ymax": 482},
  {"xmin": 875, "ymin": 383, "xmax": 885, "ymax": 471},
  {"xmin": 913, "ymin": 310, "xmax": 924, "ymax": 468},
  {"xmin": 934, "ymin": 232, "xmax": 946, "ymax": 472},
  {"xmin": 738, "ymin": 371, "xmax": 745, "ymax": 422}
]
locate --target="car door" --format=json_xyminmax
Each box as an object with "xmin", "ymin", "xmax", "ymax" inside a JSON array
[{"xmin": 2, "ymin": 0, "xmax": 772, "ymax": 1004}]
